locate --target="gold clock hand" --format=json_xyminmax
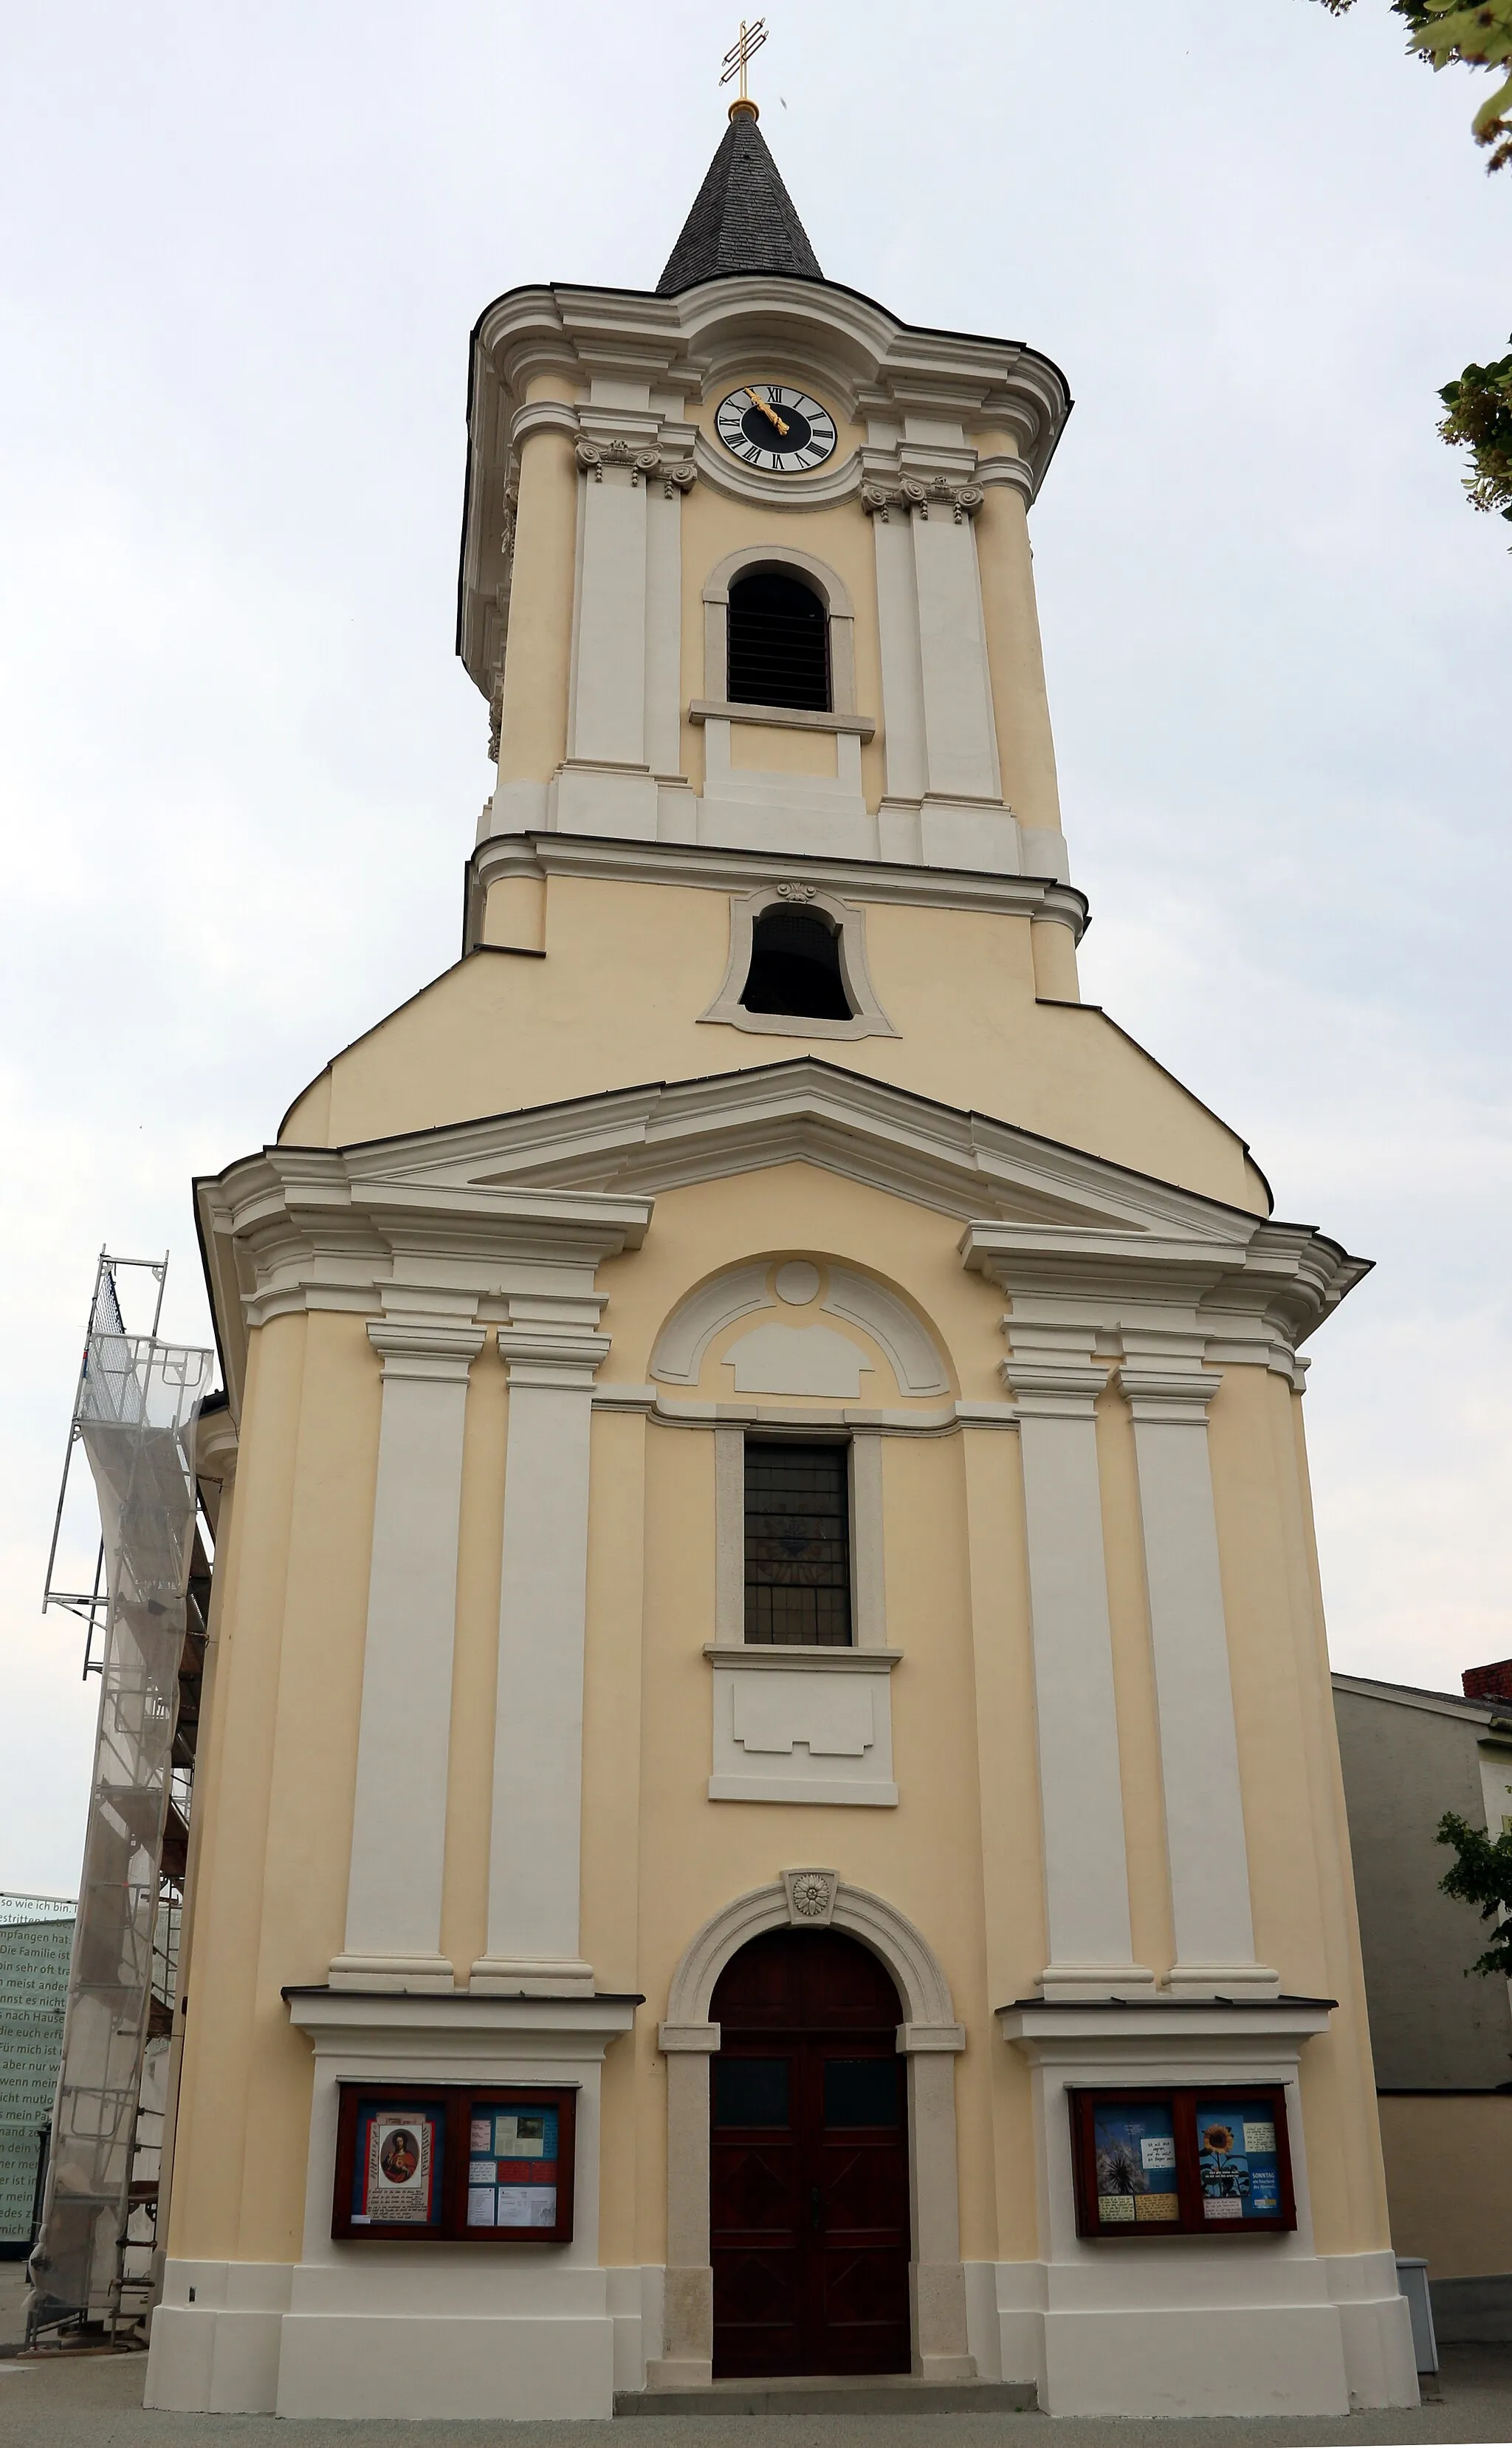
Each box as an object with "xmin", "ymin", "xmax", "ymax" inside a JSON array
[{"xmin": 746, "ymin": 386, "xmax": 791, "ymax": 437}]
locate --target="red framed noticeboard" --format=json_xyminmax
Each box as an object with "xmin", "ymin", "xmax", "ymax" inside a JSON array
[
  {"xmin": 1069, "ymin": 2084, "xmax": 1296, "ymax": 2239},
  {"xmin": 331, "ymin": 2082, "xmax": 576, "ymax": 2244}
]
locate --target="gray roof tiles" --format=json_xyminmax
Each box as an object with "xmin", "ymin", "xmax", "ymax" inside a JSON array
[{"xmin": 656, "ymin": 111, "xmax": 823, "ymax": 296}]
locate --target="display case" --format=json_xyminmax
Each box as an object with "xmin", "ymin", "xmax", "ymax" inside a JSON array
[
  {"xmin": 1068, "ymin": 2084, "xmax": 1295, "ymax": 2239},
  {"xmin": 331, "ymin": 2082, "xmax": 576, "ymax": 2243}
]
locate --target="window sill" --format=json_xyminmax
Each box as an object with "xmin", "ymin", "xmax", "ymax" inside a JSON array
[
  {"xmin": 703, "ymin": 1645, "xmax": 902, "ymax": 1673},
  {"xmin": 690, "ymin": 698, "xmax": 876, "ymax": 741}
]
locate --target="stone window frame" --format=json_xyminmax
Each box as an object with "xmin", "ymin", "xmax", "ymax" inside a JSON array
[
  {"xmin": 700, "ymin": 544, "xmax": 859, "ymax": 722},
  {"xmin": 714, "ymin": 1421, "xmax": 888, "ymax": 1651},
  {"xmin": 698, "ymin": 882, "xmax": 898, "ymax": 1042}
]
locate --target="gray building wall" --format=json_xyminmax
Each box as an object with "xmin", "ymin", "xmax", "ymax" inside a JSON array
[{"xmin": 1333, "ymin": 1677, "xmax": 1512, "ymax": 2091}]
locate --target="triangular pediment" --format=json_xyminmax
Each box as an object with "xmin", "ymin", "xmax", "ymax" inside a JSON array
[
  {"xmin": 335, "ymin": 1058, "xmax": 1261, "ymax": 1255},
  {"xmin": 199, "ymin": 1060, "xmax": 1367, "ymax": 1419}
]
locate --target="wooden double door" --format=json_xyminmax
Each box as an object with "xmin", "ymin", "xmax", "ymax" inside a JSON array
[{"xmin": 709, "ymin": 1927, "xmax": 911, "ymax": 2379}]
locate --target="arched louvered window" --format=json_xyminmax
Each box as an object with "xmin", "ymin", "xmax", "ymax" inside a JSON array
[
  {"xmin": 740, "ymin": 906, "xmax": 853, "ymax": 1023},
  {"xmin": 726, "ymin": 571, "xmax": 830, "ymax": 712}
]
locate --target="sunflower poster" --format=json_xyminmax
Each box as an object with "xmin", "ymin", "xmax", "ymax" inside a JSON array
[{"xmin": 1195, "ymin": 2099, "xmax": 1282, "ymax": 2219}]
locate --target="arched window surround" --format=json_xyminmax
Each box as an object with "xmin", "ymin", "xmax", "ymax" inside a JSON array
[
  {"xmin": 700, "ymin": 544, "xmax": 859, "ymax": 719},
  {"xmin": 653, "ymin": 1877, "xmax": 972, "ymax": 2389},
  {"xmin": 698, "ymin": 883, "xmax": 898, "ymax": 1043}
]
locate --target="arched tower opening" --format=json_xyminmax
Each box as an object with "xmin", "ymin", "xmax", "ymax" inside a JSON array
[{"xmin": 726, "ymin": 569, "xmax": 831, "ymax": 711}]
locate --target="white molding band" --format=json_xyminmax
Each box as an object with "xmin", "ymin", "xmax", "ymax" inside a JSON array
[
  {"xmin": 1116, "ymin": 1364, "xmax": 1277, "ymax": 1998},
  {"xmin": 472, "ymin": 1326, "xmax": 611, "ymax": 1995},
  {"xmin": 655, "ymin": 1879, "xmax": 969, "ymax": 2387},
  {"xmin": 467, "ymin": 831, "xmax": 1090, "ymax": 939},
  {"xmin": 330, "ymin": 1301, "xmax": 484, "ymax": 1992}
]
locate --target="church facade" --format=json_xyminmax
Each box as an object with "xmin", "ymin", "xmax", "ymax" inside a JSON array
[{"xmin": 144, "ymin": 106, "xmax": 1418, "ymax": 2421}]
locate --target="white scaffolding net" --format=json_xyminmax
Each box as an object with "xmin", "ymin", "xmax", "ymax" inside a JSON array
[{"xmin": 31, "ymin": 1265, "xmax": 213, "ymax": 2337}]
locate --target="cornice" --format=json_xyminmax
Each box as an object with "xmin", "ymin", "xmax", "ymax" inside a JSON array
[
  {"xmin": 458, "ymin": 274, "xmax": 1073, "ymax": 691},
  {"xmin": 195, "ymin": 1148, "xmax": 651, "ymax": 1417},
  {"xmin": 465, "ymin": 829, "xmax": 1090, "ymax": 944},
  {"xmin": 199, "ymin": 1061, "xmax": 1366, "ymax": 1424}
]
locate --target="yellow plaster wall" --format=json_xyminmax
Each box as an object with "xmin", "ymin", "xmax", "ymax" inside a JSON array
[
  {"xmin": 495, "ymin": 414, "xmax": 577, "ymax": 784},
  {"xmin": 1377, "ymin": 2096, "xmax": 1512, "ymax": 2277},
  {"xmin": 1208, "ymin": 1365, "xmax": 1393, "ymax": 2256},
  {"xmin": 170, "ymin": 1159, "xmax": 1389, "ymax": 2281},
  {"xmin": 969, "ymin": 451, "xmax": 1062, "ymax": 836},
  {"xmin": 277, "ymin": 880, "xmax": 1267, "ymax": 1216},
  {"xmin": 165, "ymin": 1310, "xmax": 383, "ymax": 2266}
]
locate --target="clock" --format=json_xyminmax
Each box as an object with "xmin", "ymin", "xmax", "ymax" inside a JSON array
[{"xmin": 715, "ymin": 384, "xmax": 838, "ymax": 474}]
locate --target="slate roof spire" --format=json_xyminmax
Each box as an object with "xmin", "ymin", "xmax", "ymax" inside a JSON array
[{"xmin": 656, "ymin": 101, "xmax": 823, "ymax": 296}]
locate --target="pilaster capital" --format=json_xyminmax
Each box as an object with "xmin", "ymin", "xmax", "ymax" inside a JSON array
[
  {"xmin": 1115, "ymin": 1366, "xmax": 1224, "ymax": 1424},
  {"xmin": 575, "ymin": 433, "xmax": 696, "ymax": 498},
  {"xmin": 367, "ymin": 1314, "xmax": 487, "ymax": 1383},
  {"xmin": 496, "ymin": 1326, "xmax": 612, "ymax": 1391},
  {"xmin": 862, "ymin": 474, "xmax": 983, "ymax": 525},
  {"xmin": 1000, "ymin": 1358, "xmax": 1108, "ymax": 1419}
]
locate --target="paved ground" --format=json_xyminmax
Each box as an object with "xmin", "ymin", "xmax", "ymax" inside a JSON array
[
  {"xmin": 0, "ymin": 2267, "xmax": 27, "ymax": 2358},
  {"xmin": 0, "ymin": 2345, "xmax": 1510, "ymax": 2448}
]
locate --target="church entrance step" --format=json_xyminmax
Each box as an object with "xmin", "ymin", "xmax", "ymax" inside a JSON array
[{"xmin": 614, "ymin": 2376, "xmax": 1040, "ymax": 2417}]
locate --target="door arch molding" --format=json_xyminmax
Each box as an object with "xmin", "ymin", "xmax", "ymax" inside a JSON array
[{"xmin": 653, "ymin": 1878, "xmax": 973, "ymax": 2388}]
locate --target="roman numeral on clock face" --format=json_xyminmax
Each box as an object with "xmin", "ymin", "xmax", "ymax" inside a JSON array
[{"xmin": 713, "ymin": 383, "xmax": 839, "ymax": 474}]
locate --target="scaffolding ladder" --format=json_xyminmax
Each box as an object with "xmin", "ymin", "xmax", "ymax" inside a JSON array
[{"xmin": 31, "ymin": 1255, "xmax": 213, "ymax": 2343}]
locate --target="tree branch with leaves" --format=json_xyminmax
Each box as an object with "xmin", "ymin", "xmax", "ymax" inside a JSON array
[
  {"xmin": 1437, "ymin": 1811, "xmax": 1512, "ymax": 1976},
  {"xmin": 1314, "ymin": 2, "xmax": 1512, "ymax": 527}
]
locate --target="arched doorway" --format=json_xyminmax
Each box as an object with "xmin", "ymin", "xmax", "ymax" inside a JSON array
[{"xmin": 709, "ymin": 1926, "xmax": 910, "ymax": 2379}]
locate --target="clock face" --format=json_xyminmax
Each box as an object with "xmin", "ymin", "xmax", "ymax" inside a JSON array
[{"xmin": 715, "ymin": 384, "xmax": 838, "ymax": 474}]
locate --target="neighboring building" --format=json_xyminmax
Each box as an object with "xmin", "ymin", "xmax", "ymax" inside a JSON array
[
  {"xmin": 0, "ymin": 1897, "xmax": 75, "ymax": 2256},
  {"xmin": 140, "ymin": 96, "xmax": 1416, "ymax": 2424},
  {"xmin": 1334, "ymin": 1664, "xmax": 1512, "ymax": 2340}
]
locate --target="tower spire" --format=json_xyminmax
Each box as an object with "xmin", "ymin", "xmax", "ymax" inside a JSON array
[{"xmin": 656, "ymin": 23, "xmax": 823, "ymax": 295}]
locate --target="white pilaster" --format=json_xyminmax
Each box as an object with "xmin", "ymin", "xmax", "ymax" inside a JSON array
[
  {"xmin": 644, "ymin": 479, "xmax": 684, "ymax": 779},
  {"xmin": 557, "ymin": 442, "xmax": 659, "ymax": 839},
  {"xmin": 472, "ymin": 1323, "xmax": 611, "ymax": 1996},
  {"xmin": 1001, "ymin": 1351, "xmax": 1152, "ymax": 1999},
  {"xmin": 872, "ymin": 507, "xmax": 927, "ymax": 805},
  {"xmin": 1117, "ymin": 1365, "xmax": 1278, "ymax": 1998},
  {"xmin": 913, "ymin": 503, "xmax": 1000, "ymax": 806},
  {"xmin": 568, "ymin": 459, "xmax": 647, "ymax": 767},
  {"xmin": 331, "ymin": 1301, "xmax": 484, "ymax": 1992}
]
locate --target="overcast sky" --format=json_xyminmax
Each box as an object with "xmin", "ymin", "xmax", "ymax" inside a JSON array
[{"xmin": 2, "ymin": 1, "xmax": 1508, "ymax": 1896}]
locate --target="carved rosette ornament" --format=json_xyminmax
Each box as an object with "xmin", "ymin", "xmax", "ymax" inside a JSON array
[
  {"xmin": 574, "ymin": 436, "xmax": 697, "ymax": 499},
  {"xmin": 783, "ymin": 1867, "xmax": 839, "ymax": 1927},
  {"xmin": 862, "ymin": 474, "xmax": 985, "ymax": 524}
]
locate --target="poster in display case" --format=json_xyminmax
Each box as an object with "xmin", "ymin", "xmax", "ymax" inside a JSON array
[
  {"xmin": 331, "ymin": 2082, "xmax": 576, "ymax": 2243},
  {"xmin": 1069, "ymin": 2084, "xmax": 1295, "ymax": 2238}
]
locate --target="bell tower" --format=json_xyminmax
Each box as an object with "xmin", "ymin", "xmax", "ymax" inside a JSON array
[{"xmin": 456, "ymin": 89, "xmax": 1082, "ymax": 1041}]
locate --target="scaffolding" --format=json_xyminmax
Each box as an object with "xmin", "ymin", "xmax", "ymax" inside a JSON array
[{"xmin": 32, "ymin": 1254, "xmax": 214, "ymax": 2342}]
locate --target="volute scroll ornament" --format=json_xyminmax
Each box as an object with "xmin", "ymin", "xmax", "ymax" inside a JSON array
[
  {"xmin": 575, "ymin": 436, "xmax": 697, "ymax": 499},
  {"xmin": 862, "ymin": 474, "xmax": 984, "ymax": 524}
]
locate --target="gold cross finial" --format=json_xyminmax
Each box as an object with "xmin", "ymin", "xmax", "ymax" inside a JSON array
[{"xmin": 720, "ymin": 17, "xmax": 766, "ymax": 120}]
